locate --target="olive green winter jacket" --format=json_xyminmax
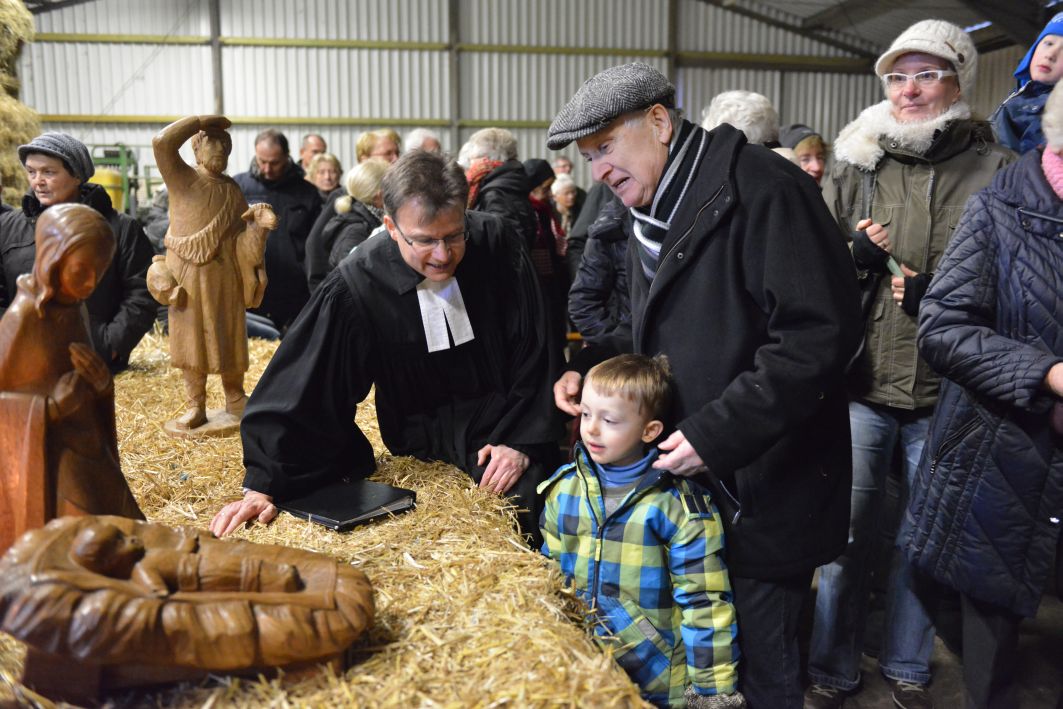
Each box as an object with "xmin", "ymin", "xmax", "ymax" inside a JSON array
[{"xmin": 824, "ymin": 100, "xmax": 1016, "ymax": 409}]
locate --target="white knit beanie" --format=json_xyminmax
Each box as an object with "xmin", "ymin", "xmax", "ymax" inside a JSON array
[{"xmin": 875, "ymin": 20, "xmax": 977, "ymax": 98}]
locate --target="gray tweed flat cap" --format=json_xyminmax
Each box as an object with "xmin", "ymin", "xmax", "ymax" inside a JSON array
[
  {"xmin": 18, "ymin": 132, "xmax": 95, "ymax": 182},
  {"xmin": 547, "ymin": 63, "xmax": 675, "ymax": 150}
]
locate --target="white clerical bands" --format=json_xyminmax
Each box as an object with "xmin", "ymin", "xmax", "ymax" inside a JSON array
[{"xmin": 415, "ymin": 277, "xmax": 475, "ymax": 352}]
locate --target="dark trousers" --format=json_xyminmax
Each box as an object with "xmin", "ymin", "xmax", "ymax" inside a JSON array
[
  {"xmin": 731, "ymin": 571, "xmax": 814, "ymax": 709},
  {"xmin": 961, "ymin": 594, "xmax": 1021, "ymax": 709}
]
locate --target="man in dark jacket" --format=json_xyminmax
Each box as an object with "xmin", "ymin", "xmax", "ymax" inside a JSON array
[
  {"xmin": 0, "ymin": 132, "xmax": 156, "ymax": 372},
  {"xmin": 549, "ymin": 64, "xmax": 863, "ymax": 709},
  {"xmin": 567, "ymin": 198, "xmax": 630, "ymax": 344},
  {"xmin": 233, "ymin": 129, "xmax": 322, "ymax": 333},
  {"xmin": 564, "ymin": 180, "xmax": 617, "ymax": 281}
]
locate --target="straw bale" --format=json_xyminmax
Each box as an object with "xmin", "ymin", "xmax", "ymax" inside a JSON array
[
  {"xmin": 0, "ymin": 91, "xmax": 37, "ymax": 207},
  {"xmin": 0, "ymin": 0, "xmax": 33, "ymax": 65},
  {"xmin": 0, "ymin": 1, "xmax": 37, "ymax": 208},
  {"xmin": 0, "ymin": 327, "xmax": 648, "ymax": 707}
]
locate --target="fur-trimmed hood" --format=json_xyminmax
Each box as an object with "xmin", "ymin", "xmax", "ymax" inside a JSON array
[{"xmin": 833, "ymin": 100, "xmax": 974, "ymax": 171}]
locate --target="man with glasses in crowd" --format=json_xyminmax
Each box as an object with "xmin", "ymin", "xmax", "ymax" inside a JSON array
[{"xmin": 210, "ymin": 150, "xmax": 559, "ymax": 545}]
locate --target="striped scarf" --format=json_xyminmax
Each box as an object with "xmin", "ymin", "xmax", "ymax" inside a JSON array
[{"xmin": 630, "ymin": 119, "xmax": 707, "ymax": 280}]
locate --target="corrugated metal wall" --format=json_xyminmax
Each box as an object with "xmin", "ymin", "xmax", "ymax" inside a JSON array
[
  {"xmin": 971, "ymin": 46, "xmax": 1025, "ymax": 120},
  {"xmin": 17, "ymin": 0, "xmax": 1026, "ymax": 193}
]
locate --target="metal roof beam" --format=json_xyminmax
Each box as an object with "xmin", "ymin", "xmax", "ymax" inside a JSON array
[
  {"xmin": 956, "ymin": 0, "xmax": 1044, "ymax": 45},
  {"xmin": 696, "ymin": 0, "xmax": 878, "ymax": 60},
  {"xmin": 26, "ymin": 0, "xmax": 97, "ymax": 15},
  {"xmin": 802, "ymin": 0, "xmax": 917, "ymax": 30}
]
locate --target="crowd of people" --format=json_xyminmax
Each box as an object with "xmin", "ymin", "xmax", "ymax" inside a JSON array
[{"xmin": 0, "ymin": 14, "xmax": 1061, "ymax": 709}]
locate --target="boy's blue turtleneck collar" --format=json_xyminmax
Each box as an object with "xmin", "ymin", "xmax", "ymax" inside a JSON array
[{"xmin": 597, "ymin": 448, "xmax": 659, "ymax": 488}]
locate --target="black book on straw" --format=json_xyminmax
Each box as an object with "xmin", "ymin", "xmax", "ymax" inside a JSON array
[{"xmin": 276, "ymin": 478, "xmax": 416, "ymax": 531}]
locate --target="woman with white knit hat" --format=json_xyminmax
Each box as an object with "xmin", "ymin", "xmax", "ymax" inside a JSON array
[{"xmin": 805, "ymin": 20, "xmax": 1017, "ymax": 709}]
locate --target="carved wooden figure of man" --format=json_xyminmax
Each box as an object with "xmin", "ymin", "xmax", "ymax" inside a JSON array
[
  {"xmin": 0, "ymin": 204, "xmax": 144, "ymax": 553},
  {"xmin": 150, "ymin": 116, "xmax": 277, "ymax": 434}
]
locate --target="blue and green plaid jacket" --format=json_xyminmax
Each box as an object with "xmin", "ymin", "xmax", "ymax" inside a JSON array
[{"xmin": 538, "ymin": 444, "xmax": 739, "ymax": 707}]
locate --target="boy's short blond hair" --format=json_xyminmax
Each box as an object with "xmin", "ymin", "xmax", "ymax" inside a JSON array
[{"xmin": 585, "ymin": 354, "xmax": 674, "ymax": 421}]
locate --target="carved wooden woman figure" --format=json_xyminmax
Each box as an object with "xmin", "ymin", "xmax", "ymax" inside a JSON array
[{"xmin": 0, "ymin": 203, "xmax": 143, "ymax": 552}]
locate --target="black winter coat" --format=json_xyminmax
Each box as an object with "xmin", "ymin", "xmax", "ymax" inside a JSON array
[
  {"xmin": 567, "ymin": 198, "xmax": 630, "ymax": 344},
  {"xmin": 305, "ymin": 199, "xmax": 381, "ymax": 292},
  {"xmin": 904, "ymin": 150, "xmax": 1063, "ymax": 617},
  {"xmin": 565, "ymin": 181, "xmax": 617, "ymax": 281},
  {"xmin": 234, "ymin": 160, "xmax": 322, "ymax": 331},
  {"xmin": 0, "ymin": 183, "xmax": 156, "ymax": 371},
  {"xmin": 576, "ymin": 124, "xmax": 863, "ymax": 579},
  {"xmin": 472, "ymin": 160, "xmax": 538, "ymax": 252}
]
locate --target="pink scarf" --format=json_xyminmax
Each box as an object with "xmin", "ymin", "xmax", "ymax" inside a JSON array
[{"xmin": 1041, "ymin": 148, "xmax": 1063, "ymax": 201}]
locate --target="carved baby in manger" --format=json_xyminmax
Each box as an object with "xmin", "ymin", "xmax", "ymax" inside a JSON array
[
  {"xmin": 0, "ymin": 203, "xmax": 143, "ymax": 554},
  {"xmin": 148, "ymin": 115, "xmax": 277, "ymax": 438},
  {"xmin": 0, "ymin": 515, "xmax": 375, "ymax": 703}
]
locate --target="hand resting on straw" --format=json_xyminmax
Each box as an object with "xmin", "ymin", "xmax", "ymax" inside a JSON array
[{"xmin": 210, "ymin": 490, "xmax": 277, "ymax": 537}]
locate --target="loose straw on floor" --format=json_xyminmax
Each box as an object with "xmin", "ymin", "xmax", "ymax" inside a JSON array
[{"xmin": 0, "ymin": 326, "xmax": 647, "ymax": 708}]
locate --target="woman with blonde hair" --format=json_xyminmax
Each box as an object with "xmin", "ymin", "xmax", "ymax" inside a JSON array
[
  {"xmin": 355, "ymin": 129, "xmax": 401, "ymax": 164},
  {"xmin": 304, "ymin": 158, "xmax": 389, "ymax": 292},
  {"xmin": 306, "ymin": 152, "xmax": 342, "ymax": 201}
]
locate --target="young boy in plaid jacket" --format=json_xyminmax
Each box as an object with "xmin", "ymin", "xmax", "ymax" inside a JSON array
[{"xmin": 539, "ymin": 354, "xmax": 744, "ymax": 708}]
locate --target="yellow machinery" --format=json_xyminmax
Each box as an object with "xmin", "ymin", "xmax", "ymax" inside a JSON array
[{"xmin": 89, "ymin": 144, "xmax": 139, "ymax": 215}]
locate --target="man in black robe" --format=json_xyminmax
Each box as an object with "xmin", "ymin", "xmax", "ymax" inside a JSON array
[{"xmin": 210, "ymin": 151, "xmax": 559, "ymax": 544}]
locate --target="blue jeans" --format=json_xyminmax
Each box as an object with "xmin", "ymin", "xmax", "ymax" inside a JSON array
[{"xmin": 807, "ymin": 400, "xmax": 936, "ymax": 689}]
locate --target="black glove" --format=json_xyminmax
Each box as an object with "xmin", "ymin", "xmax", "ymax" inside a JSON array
[
  {"xmin": 900, "ymin": 272, "xmax": 934, "ymax": 316},
  {"xmin": 851, "ymin": 229, "xmax": 890, "ymax": 272}
]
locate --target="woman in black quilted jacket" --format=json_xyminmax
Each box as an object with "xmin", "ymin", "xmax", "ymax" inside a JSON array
[{"xmin": 905, "ymin": 82, "xmax": 1063, "ymax": 709}]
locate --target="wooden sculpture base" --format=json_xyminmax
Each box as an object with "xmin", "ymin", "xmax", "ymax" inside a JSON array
[
  {"xmin": 163, "ymin": 408, "xmax": 241, "ymax": 439},
  {"xmin": 20, "ymin": 646, "xmax": 349, "ymax": 705}
]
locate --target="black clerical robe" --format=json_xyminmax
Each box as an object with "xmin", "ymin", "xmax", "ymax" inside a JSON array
[{"xmin": 240, "ymin": 211, "xmax": 559, "ymax": 535}]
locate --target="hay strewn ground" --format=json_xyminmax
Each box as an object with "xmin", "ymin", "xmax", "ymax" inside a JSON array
[{"xmin": 0, "ymin": 328, "xmax": 648, "ymax": 708}]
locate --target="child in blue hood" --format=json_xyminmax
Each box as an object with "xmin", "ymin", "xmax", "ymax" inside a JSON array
[{"xmin": 993, "ymin": 12, "xmax": 1063, "ymax": 153}]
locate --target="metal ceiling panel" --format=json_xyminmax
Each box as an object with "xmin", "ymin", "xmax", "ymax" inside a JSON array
[
  {"xmin": 222, "ymin": 46, "xmax": 449, "ymax": 119},
  {"xmin": 221, "ymin": 0, "xmax": 447, "ymax": 42},
  {"xmin": 460, "ymin": 0, "xmax": 668, "ymax": 49},
  {"xmin": 19, "ymin": 41, "xmax": 213, "ymax": 116}
]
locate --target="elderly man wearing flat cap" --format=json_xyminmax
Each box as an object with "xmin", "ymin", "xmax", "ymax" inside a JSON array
[{"xmin": 549, "ymin": 63, "xmax": 863, "ymax": 708}]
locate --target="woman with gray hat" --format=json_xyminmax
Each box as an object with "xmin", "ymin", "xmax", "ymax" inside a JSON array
[
  {"xmin": 0, "ymin": 132, "xmax": 155, "ymax": 372},
  {"xmin": 806, "ymin": 20, "xmax": 1016, "ymax": 709}
]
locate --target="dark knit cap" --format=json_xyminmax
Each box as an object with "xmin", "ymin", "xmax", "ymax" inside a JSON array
[
  {"xmin": 18, "ymin": 132, "xmax": 95, "ymax": 182},
  {"xmin": 523, "ymin": 158, "xmax": 555, "ymax": 188},
  {"xmin": 778, "ymin": 124, "xmax": 821, "ymax": 150},
  {"xmin": 547, "ymin": 63, "xmax": 675, "ymax": 150}
]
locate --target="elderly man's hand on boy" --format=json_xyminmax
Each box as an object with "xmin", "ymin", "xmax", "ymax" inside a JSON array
[
  {"xmin": 653, "ymin": 430, "xmax": 708, "ymax": 476},
  {"xmin": 553, "ymin": 371, "xmax": 582, "ymax": 416},
  {"xmin": 684, "ymin": 686, "xmax": 747, "ymax": 708}
]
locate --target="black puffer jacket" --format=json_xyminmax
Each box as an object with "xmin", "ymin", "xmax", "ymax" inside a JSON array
[
  {"xmin": 904, "ymin": 149, "xmax": 1063, "ymax": 617},
  {"xmin": 305, "ymin": 198, "xmax": 381, "ymax": 292},
  {"xmin": 472, "ymin": 160, "xmax": 538, "ymax": 252},
  {"xmin": 565, "ymin": 181, "xmax": 616, "ymax": 280},
  {"xmin": 0, "ymin": 183, "xmax": 156, "ymax": 371},
  {"xmin": 567, "ymin": 198, "xmax": 630, "ymax": 344},
  {"xmin": 234, "ymin": 160, "xmax": 322, "ymax": 331}
]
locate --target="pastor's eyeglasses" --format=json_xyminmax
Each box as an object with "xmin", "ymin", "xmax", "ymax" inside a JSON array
[
  {"xmin": 393, "ymin": 220, "xmax": 469, "ymax": 253},
  {"xmin": 881, "ymin": 69, "xmax": 957, "ymax": 89}
]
